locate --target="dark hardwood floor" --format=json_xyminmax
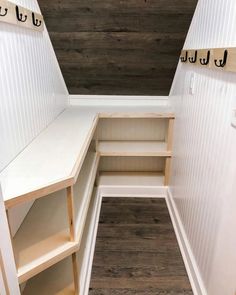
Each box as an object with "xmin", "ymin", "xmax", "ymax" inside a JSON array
[{"xmin": 89, "ymin": 197, "xmax": 193, "ymax": 295}]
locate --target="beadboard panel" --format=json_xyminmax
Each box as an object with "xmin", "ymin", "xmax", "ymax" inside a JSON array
[
  {"xmin": 0, "ymin": 0, "xmax": 68, "ymax": 173},
  {"xmin": 169, "ymin": 1, "xmax": 236, "ymax": 294}
]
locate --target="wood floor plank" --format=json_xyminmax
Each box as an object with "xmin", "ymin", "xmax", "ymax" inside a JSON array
[{"xmin": 89, "ymin": 197, "xmax": 193, "ymax": 294}]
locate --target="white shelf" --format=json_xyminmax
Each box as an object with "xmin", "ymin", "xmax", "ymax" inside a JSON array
[
  {"xmin": 98, "ymin": 172, "xmax": 165, "ymax": 187},
  {"xmin": 98, "ymin": 141, "xmax": 171, "ymax": 157},
  {"xmin": 22, "ymin": 190, "xmax": 102, "ymax": 295},
  {"xmin": 0, "ymin": 105, "xmax": 174, "ymax": 208},
  {"xmin": 13, "ymin": 152, "xmax": 99, "ymax": 284}
]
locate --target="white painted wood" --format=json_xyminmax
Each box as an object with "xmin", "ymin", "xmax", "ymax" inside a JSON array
[
  {"xmin": 0, "ymin": 0, "xmax": 68, "ymax": 237},
  {"xmin": 99, "ymin": 172, "xmax": 167, "ymax": 198},
  {"xmin": 77, "ymin": 190, "xmax": 102, "ymax": 295},
  {"xmin": 166, "ymin": 189, "xmax": 206, "ymax": 295},
  {"xmin": 98, "ymin": 141, "xmax": 170, "ymax": 157},
  {"xmin": 12, "ymin": 151, "xmax": 99, "ymax": 283},
  {"xmin": 0, "ymin": 0, "xmax": 68, "ymax": 173},
  {"xmin": 0, "ymin": 185, "xmax": 20, "ymax": 294},
  {"xmin": 170, "ymin": 0, "xmax": 236, "ymax": 294},
  {"xmin": 0, "ymin": 105, "xmax": 173, "ymax": 207}
]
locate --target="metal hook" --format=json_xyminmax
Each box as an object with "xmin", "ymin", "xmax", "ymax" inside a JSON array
[
  {"xmin": 188, "ymin": 51, "xmax": 198, "ymax": 63},
  {"xmin": 180, "ymin": 51, "xmax": 188, "ymax": 62},
  {"xmin": 214, "ymin": 50, "xmax": 228, "ymax": 68},
  {"xmin": 15, "ymin": 5, "xmax": 27, "ymax": 22},
  {"xmin": 32, "ymin": 12, "xmax": 42, "ymax": 27},
  {"xmin": 0, "ymin": 6, "xmax": 8, "ymax": 16},
  {"xmin": 200, "ymin": 50, "xmax": 210, "ymax": 65}
]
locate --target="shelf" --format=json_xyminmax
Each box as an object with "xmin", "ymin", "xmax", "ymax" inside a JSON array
[
  {"xmin": 0, "ymin": 105, "xmax": 174, "ymax": 208},
  {"xmin": 22, "ymin": 190, "xmax": 101, "ymax": 295},
  {"xmin": 13, "ymin": 151, "xmax": 99, "ymax": 284},
  {"xmin": 98, "ymin": 141, "xmax": 171, "ymax": 157},
  {"xmin": 98, "ymin": 172, "xmax": 165, "ymax": 187}
]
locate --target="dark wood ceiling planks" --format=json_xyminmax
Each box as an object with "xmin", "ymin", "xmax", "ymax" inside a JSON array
[{"xmin": 38, "ymin": 0, "xmax": 197, "ymax": 95}]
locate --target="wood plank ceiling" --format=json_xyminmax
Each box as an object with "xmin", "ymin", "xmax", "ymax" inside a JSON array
[{"xmin": 38, "ymin": 0, "xmax": 197, "ymax": 95}]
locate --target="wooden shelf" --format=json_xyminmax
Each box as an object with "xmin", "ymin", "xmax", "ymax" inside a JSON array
[
  {"xmin": 98, "ymin": 172, "xmax": 165, "ymax": 187},
  {"xmin": 0, "ymin": 105, "xmax": 174, "ymax": 208},
  {"xmin": 13, "ymin": 151, "xmax": 99, "ymax": 284},
  {"xmin": 22, "ymin": 190, "xmax": 102, "ymax": 295},
  {"xmin": 98, "ymin": 141, "xmax": 171, "ymax": 157}
]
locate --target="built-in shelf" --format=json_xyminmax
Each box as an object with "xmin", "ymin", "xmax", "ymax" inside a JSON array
[
  {"xmin": 98, "ymin": 141, "xmax": 171, "ymax": 157},
  {"xmin": 22, "ymin": 189, "xmax": 102, "ymax": 295},
  {"xmin": 1, "ymin": 105, "xmax": 174, "ymax": 208},
  {"xmin": 98, "ymin": 172, "xmax": 165, "ymax": 187},
  {"xmin": 13, "ymin": 151, "xmax": 99, "ymax": 284}
]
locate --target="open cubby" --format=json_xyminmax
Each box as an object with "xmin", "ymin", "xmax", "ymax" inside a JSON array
[{"xmin": 22, "ymin": 189, "xmax": 101, "ymax": 295}]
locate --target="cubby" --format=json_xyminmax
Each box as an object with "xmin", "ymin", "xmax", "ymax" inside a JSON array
[
  {"xmin": 22, "ymin": 189, "xmax": 102, "ymax": 295},
  {"xmin": 95, "ymin": 117, "xmax": 174, "ymax": 185}
]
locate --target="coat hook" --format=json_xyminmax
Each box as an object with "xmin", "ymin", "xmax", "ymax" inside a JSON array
[
  {"xmin": 180, "ymin": 51, "xmax": 188, "ymax": 62},
  {"xmin": 32, "ymin": 12, "xmax": 42, "ymax": 27},
  {"xmin": 214, "ymin": 50, "xmax": 228, "ymax": 68},
  {"xmin": 200, "ymin": 50, "xmax": 210, "ymax": 65},
  {"xmin": 15, "ymin": 5, "xmax": 27, "ymax": 22},
  {"xmin": 189, "ymin": 51, "xmax": 198, "ymax": 63},
  {"xmin": 0, "ymin": 6, "xmax": 8, "ymax": 16}
]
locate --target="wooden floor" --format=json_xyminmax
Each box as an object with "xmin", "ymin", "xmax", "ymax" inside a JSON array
[{"xmin": 89, "ymin": 197, "xmax": 193, "ymax": 295}]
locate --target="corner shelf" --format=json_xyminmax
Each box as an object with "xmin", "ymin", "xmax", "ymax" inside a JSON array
[
  {"xmin": 97, "ymin": 141, "xmax": 171, "ymax": 157},
  {"xmin": 22, "ymin": 189, "xmax": 102, "ymax": 295}
]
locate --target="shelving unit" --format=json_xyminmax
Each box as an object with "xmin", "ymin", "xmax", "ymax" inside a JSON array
[
  {"xmin": 22, "ymin": 189, "xmax": 102, "ymax": 295},
  {"xmin": 0, "ymin": 105, "xmax": 174, "ymax": 293},
  {"xmin": 95, "ymin": 116, "xmax": 174, "ymax": 186},
  {"xmin": 98, "ymin": 141, "xmax": 171, "ymax": 157},
  {"xmin": 11, "ymin": 141, "xmax": 99, "ymax": 285}
]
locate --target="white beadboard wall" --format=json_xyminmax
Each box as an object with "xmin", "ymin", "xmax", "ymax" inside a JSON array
[
  {"xmin": 169, "ymin": 0, "xmax": 236, "ymax": 294},
  {"xmin": 0, "ymin": 0, "xmax": 68, "ymax": 173},
  {"xmin": 0, "ymin": 0, "xmax": 68, "ymax": 236}
]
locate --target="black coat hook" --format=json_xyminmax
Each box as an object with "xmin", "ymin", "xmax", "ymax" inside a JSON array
[
  {"xmin": 15, "ymin": 5, "xmax": 27, "ymax": 22},
  {"xmin": 200, "ymin": 50, "xmax": 210, "ymax": 65},
  {"xmin": 32, "ymin": 12, "xmax": 42, "ymax": 27},
  {"xmin": 180, "ymin": 51, "xmax": 188, "ymax": 62},
  {"xmin": 189, "ymin": 51, "xmax": 198, "ymax": 63},
  {"xmin": 0, "ymin": 6, "xmax": 8, "ymax": 16},
  {"xmin": 214, "ymin": 50, "xmax": 228, "ymax": 67}
]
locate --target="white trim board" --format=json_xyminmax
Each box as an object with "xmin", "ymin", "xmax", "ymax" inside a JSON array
[
  {"xmin": 166, "ymin": 188, "xmax": 207, "ymax": 295},
  {"xmin": 69, "ymin": 95, "xmax": 169, "ymax": 107}
]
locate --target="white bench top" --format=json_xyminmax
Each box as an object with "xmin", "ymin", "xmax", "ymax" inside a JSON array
[{"xmin": 0, "ymin": 105, "xmax": 174, "ymax": 208}]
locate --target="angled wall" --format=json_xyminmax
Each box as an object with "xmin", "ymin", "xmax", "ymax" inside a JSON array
[
  {"xmin": 169, "ymin": 1, "xmax": 236, "ymax": 294},
  {"xmin": 0, "ymin": 0, "xmax": 68, "ymax": 173}
]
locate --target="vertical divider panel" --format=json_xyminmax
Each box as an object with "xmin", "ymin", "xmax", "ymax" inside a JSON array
[
  {"xmin": 164, "ymin": 118, "xmax": 174, "ymax": 185},
  {"xmin": 67, "ymin": 186, "xmax": 79, "ymax": 294},
  {"xmin": 66, "ymin": 186, "xmax": 76, "ymax": 241},
  {"xmin": 72, "ymin": 252, "xmax": 79, "ymax": 295}
]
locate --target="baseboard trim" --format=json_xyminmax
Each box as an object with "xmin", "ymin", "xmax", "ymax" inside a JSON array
[
  {"xmin": 82, "ymin": 186, "xmax": 207, "ymax": 295},
  {"xmin": 166, "ymin": 188, "xmax": 207, "ymax": 295},
  {"xmin": 99, "ymin": 185, "xmax": 167, "ymax": 199},
  {"xmin": 69, "ymin": 95, "xmax": 169, "ymax": 107}
]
